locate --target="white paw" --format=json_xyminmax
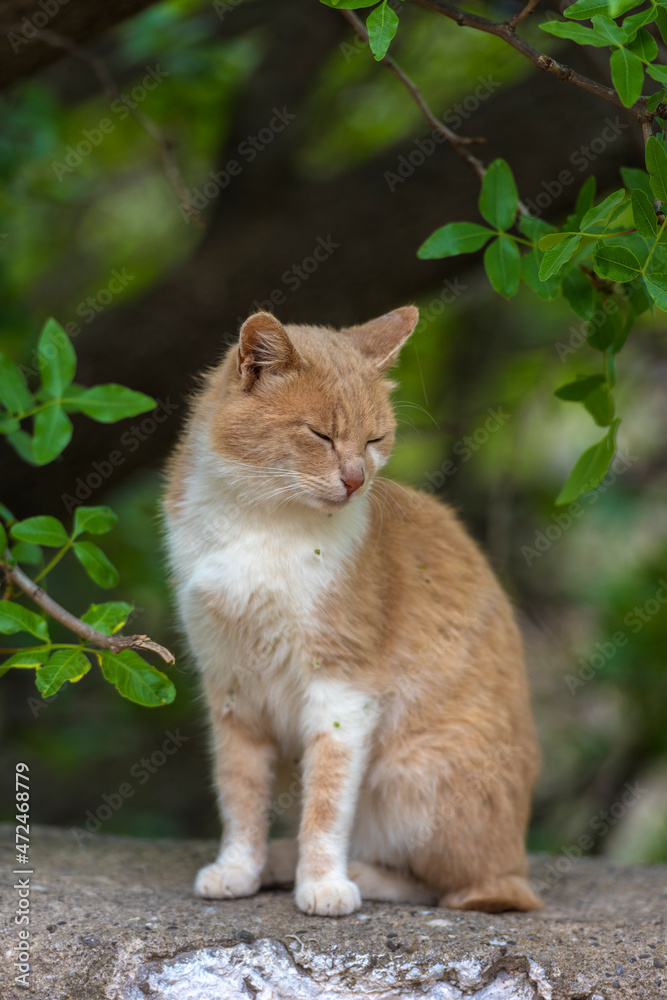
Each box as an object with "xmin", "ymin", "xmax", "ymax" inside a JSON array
[
  {"xmin": 295, "ymin": 877, "xmax": 361, "ymax": 916},
  {"xmin": 194, "ymin": 861, "xmax": 260, "ymax": 899}
]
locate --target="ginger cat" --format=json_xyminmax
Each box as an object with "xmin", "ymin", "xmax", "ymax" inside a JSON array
[{"xmin": 163, "ymin": 307, "xmax": 540, "ymax": 917}]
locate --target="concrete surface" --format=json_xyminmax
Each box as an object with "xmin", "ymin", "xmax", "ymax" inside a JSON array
[{"xmin": 1, "ymin": 825, "xmax": 665, "ymax": 999}]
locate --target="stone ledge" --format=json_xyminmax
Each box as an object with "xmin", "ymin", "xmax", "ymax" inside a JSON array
[{"xmin": 1, "ymin": 825, "xmax": 665, "ymax": 999}]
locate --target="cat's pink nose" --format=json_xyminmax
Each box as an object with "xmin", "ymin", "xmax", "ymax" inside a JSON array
[{"xmin": 342, "ymin": 469, "xmax": 365, "ymax": 497}]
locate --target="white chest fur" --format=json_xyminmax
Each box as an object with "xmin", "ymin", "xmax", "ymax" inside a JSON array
[{"xmin": 166, "ymin": 466, "xmax": 370, "ymax": 750}]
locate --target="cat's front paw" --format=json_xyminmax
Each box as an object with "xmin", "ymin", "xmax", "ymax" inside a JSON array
[
  {"xmin": 194, "ymin": 861, "xmax": 260, "ymax": 899},
  {"xmin": 295, "ymin": 877, "xmax": 361, "ymax": 916}
]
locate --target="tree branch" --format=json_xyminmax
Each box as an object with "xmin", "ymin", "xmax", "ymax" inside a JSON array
[
  {"xmin": 409, "ymin": 0, "xmax": 667, "ymax": 121},
  {"xmin": 340, "ymin": 8, "xmax": 530, "ymax": 213},
  {"xmin": 341, "ymin": 8, "xmax": 487, "ymax": 179},
  {"xmin": 508, "ymin": 0, "xmax": 540, "ymax": 31},
  {"xmin": 1, "ymin": 557, "xmax": 175, "ymax": 664}
]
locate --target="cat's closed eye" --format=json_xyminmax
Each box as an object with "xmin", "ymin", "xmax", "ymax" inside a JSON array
[
  {"xmin": 366, "ymin": 436, "xmax": 385, "ymax": 446},
  {"xmin": 308, "ymin": 427, "xmax": 333, "ymax": 444}
]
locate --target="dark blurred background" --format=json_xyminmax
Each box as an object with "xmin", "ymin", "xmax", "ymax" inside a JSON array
[{"xmin": 1, "ymin": 0, "xmax": 666, "ymax": 864}]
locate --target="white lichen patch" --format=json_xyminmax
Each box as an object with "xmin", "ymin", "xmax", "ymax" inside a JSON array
[{"xmin": 120, "ymin": 938, "xmax": 549, "ymax": 1000}]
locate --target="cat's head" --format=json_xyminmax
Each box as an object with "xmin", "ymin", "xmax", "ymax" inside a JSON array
[{"xmin": 206, "ymin": 307, "xmax": 419, "ymax": 512}]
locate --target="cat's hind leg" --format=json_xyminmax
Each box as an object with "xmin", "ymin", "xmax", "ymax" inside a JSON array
[
  {"xmin": 261, "ymin": 841, "xmax": 437, "ymax": 905},
  {"xmin": 348, "ymin": 861, "xmax": 438, "ymax": 905}
]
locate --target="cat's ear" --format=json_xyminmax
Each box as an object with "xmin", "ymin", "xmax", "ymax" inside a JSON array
[
  {"xmin": 347, "ymin": 306, "xmax": 419, "ymax": 371},
  {"xmin": 237, "ymin": 312, "xmax": 303, "ymax": 390}
]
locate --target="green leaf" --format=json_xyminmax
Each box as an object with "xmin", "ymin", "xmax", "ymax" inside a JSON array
[
  {"xmin": 7, "ymin": 429, "xmax": 37, "ymax": 465},
  {"xmin": 36, "ymin": 318, "xmax": 76, "ymax": 399},
  {"xmin": 32, "ymin": 405, "xmax": 73, "ymax": 465},
  {"xmin": 591, "ymin": 13, "xmax": 628, "ymax": 44},
  {"xmin": 564, "ymin": 0, "xmax": 611, "ymax": 18},
  {"xmin": 643, "ymin": 271, "xmax": 667, "ymax": 308},
  {"xmin": 539, "ymin": 19, "xmax": 610, "ymax": 45},
  {"xmin": 0, "ymin": 521, "xmax": 5, "ymax": 552},
  {"xmin": 622, "ymin": 7, "xmax": 657, "ymax": 40},
  {"xmin": 97, "ymin": 649, "xmax": 176, "ymax": 707},
  {"xmin": 556, "ymin": 420, "xmax": 620, "ymax": 505},
  {"xmin": 73, "ymin": 541, "xmax": 119, "ymax": 588},
  {"xmin": 36, "ymin": 649, "xmax": 90, "ymax": 697},
  {"xmin": 625, "ymin": 276, "xmax": 652, "ymax": 315},
  {"xmin": 0, "ymin": 353, "xmax": 32, "ymax": 416},
  {"xmin": 592, "ymin": 243, "xmax": 643, "ymax": 281},
  {"xmin": 562, "ymin": 267, "xmax": 596, "ymax": 319},
  {"xmin": 583, "ymin": 384, "xmax": 615, "ymax": 426},
  {"xmin": 73, "ymin": 506, "xmax": 118, "ymax": 539},
  {"xmin": 607, "ymin": 0, "xmax": 639, "ymax": 15},
  {"xmin": 656, "ymin": 5, "xmax": 667, "ymax": 44},
  {"xmin": 1, "ymin": 651, "xmax": 45, "ymax": 673},
  {"xmin": 366, "ymin": 0, "xmax": 398, "ymax": 60},
  {"xmin": 478, "ymin": 159, "xmax": 519, "ymax": 231},
  {"xmin": 539, "ymin": 231, "xmax": 579, "ymax": 250},
  {"xmin": 555, "ymin": 374, "xmax": 606, "ymax": 400},
  {"xmin": 0, "ymin": 601, "xmax": 49, "ymax": 641},
  {"xmin": 81, "ymin": 601, "xmax": 133, "ymax": 636},
  {"xmin": 521, "ymin": 250, "xmax": 562, "ymax": 300},
  {"xmin": 565, "ymin": 0, "xmax": 639, "ymax": 17},
  {"xmin": 621, "ymin": 166, "xmax": 653, "ymax": 200},
  {"xmin": 588, "ymin": 298, "xmax": 623, "ymax": 349},
  {"xmin": 647, "ymin": 87, "xmax": 667, "ymax": 113},
  {"xmin": 0, "ymin": 412, "xmax": 19, "ymax": 433},
  {"xmin": 646, "ymin": 63, "xmax": 667, "ymax": 85},
  {"xmin": 610, "ymin": 47, "xmax": 644, "ymax": 108},
  {"xmin": 483, "ymin": 236, "xmax": 521, "ymax": 297},
  {"xmin": 417, "ymin": 222, "xmax": 493, "ymax": 259},
  {"xmin": 579, "ymin": 189, "xmax": 626, "ymax": 231},
  {"xmin": 539, "ymin": 233, "xmax": 582, "ymax": 280},
  {"xmin": 10, "ymin": 541, "xmax": 43, "ymax": 566},
  {"xmin": 318, "ymin": 0, "xmax": 378, "ymax": 7},
  {"xmin": 76, "ymin": 384, "xmax": 156, "ymax": 423},
  {"xmin": 631, "ymin": 188, "xmax": 658, "ymax": 237},
  {"xmin": 646, "ymin": 134, "xmax": 667, "ymax": 202},
  {"xmin": 627, "ymin": 27, "xmax": 658, "ymax": 61},
  {"xmin": 11, "ymin": 515, "xmax": 68, "ymax": 547},
  {"xmin": 517, "ymin": 215, "xmax": 556, "ymax": 241},
  {"xmin": 572, "ymin": 176, "xmax": 597, "ymax": 226}
]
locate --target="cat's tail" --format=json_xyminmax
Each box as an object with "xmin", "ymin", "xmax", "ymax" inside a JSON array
[
  {"xmin": 440, "ymin": 874, "xmax": 542, "ymax": 913},
  {"xmin": 260, "ymin": 838, "xmax": 438, "ymax": 905}
]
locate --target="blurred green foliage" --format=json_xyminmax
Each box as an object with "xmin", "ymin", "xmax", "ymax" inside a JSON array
[{"xmin": 0, "ymin": 0, "xmax": 666, "ymax": 864}]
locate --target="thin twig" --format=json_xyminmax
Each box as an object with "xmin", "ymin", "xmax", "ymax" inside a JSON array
[
  {"xmin": 341, "ymin": 8, "xmax": 486, "ymax": 179},
  {"xmin": 409, "ymin": 0, "xmax": 667, "ymax": 121},
  {"xmin": 341, "ymin": 9, "xmax": 530, "ymax": 214},
  {"xmin": 508, "ymin": 0, "xmax": 540, "ymax": 31},
  {"xmin": 0, "ymin": 25, "xmax": 201, "ymax": 224},
  {"xmin": 1, "ymin": 558, "xmax": 175, "ymax": 664}
]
